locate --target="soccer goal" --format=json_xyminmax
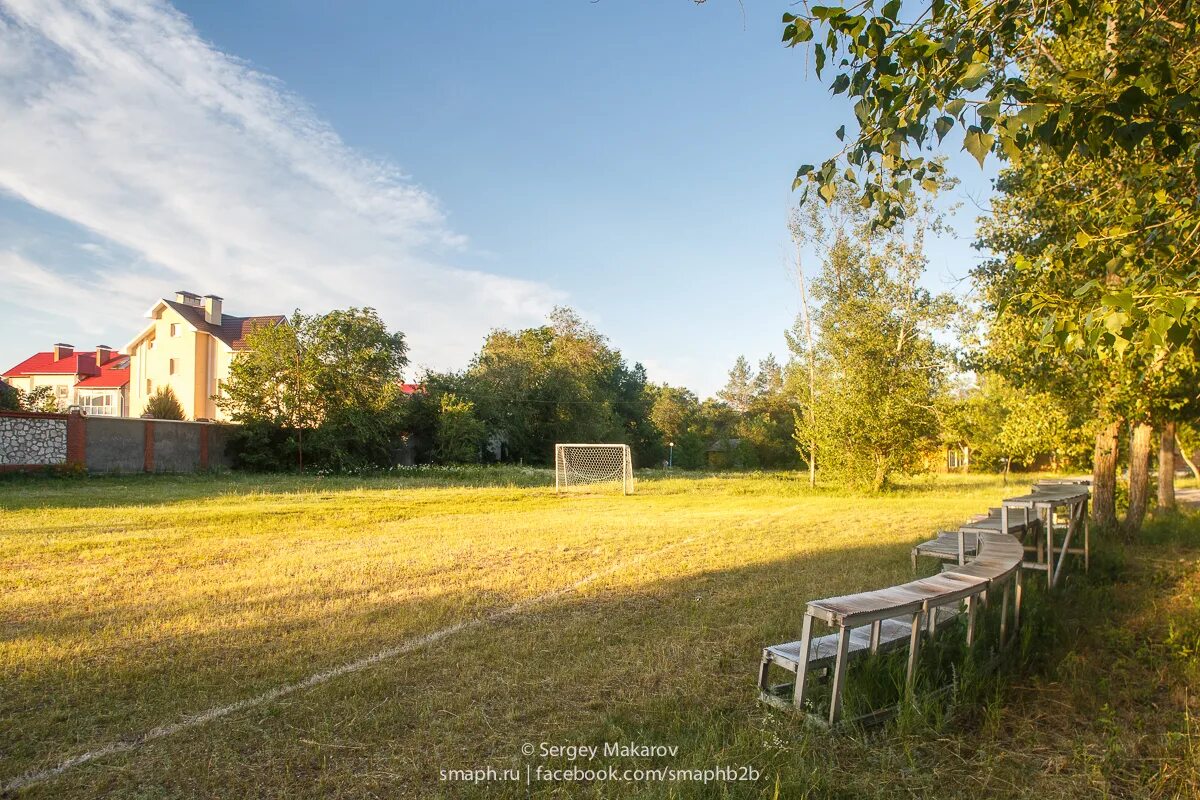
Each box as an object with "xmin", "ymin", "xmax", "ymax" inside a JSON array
[{"xmin": 555, "ymin": 444, "xmax": 634, "ymax": 495}]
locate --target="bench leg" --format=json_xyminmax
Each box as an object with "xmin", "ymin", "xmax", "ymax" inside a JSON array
[
  {"xmin": 869, "ymin": 620, "xmax": 881, "ymax": 654},
  {"xmin": 905, "ymin": 611, "xmax": 922, "ymax": 696},
  {"xmin": 1000, "ymin": 579, "xmax": 1011, "ymax": 647},
  {"xmin": 1014, "ymin": 566, "xmax": 1023, "ymax": 633},
  {"xmin": 757, "ymin": 653, "xmax": 771, "ymax": 694},
  {"xmin": 792, "ymin": 614, "xmax": 813, "ymax": 711},
  {"xmin": 828, "ymin": 625, "xmax": 851, "ymax": 725},
  {"xmin": 911, "ymin": 549, "xmax": 917, "ymax": 573},
  {"xmin": 1046, "ymin": 507, "xmax": 1055, "ymax": 589},
  {"xmin": 1084, "ymin": 500, "xmax": 1090, "ymax": 573},
  {"xmin": 966, "ymin": 595, "xmax": 977, "ymax": 647}
]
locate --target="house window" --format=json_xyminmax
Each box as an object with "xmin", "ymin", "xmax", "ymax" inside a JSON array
[
  {"xmin": 55, "ymin": 384, "xmax": 69, "ymax": 399},
  {"xmin": 170, "ymin": 323, "xmax": 179, "ymax": 337},
  {"xmin": 948, "ymin": 449, "xmax": 962, "ymax": 469},
  {"xmin": 79, "ymin": 394, "xmax": 114, "ymax": 416},
  {"xmin": 169, "ymin": 358, "xmax": 177, "ymax": 375}
]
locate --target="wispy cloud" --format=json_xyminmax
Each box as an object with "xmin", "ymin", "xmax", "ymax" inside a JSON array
[{"xmin": 0, "ymin": 0, "xmax": 562, "ymax": 368}]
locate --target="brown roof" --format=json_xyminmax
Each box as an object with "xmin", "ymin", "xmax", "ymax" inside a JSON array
[{"xmin": 163, "ymin": 300, "xmax": 285, "ymax": 350}]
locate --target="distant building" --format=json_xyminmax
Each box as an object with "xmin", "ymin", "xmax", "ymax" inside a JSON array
[
  {"xmin": 705, "ymin": 437, "xmax": 744, "ymax": 469},
  {"xmin": 2, "ymin": 344, "xmax": 130, "ymax": 415},
  {"xmin": 125, "ymin": 291, "xmax": 284, "ymax": 421}
]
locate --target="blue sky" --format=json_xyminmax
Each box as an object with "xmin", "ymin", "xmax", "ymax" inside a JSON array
[{"xmin": 0, "ymin": 0, "xmax": 996, "ymax": 397}]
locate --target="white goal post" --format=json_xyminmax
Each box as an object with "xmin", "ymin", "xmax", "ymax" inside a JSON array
[{"xmin": 555, "ymin": 444, "xmax": 634, "ymax": 495}]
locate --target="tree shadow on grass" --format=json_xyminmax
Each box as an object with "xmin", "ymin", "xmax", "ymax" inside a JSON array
[{"xmin": 8, "ymin": 493, "xmax": 1165, "ymax": 800}]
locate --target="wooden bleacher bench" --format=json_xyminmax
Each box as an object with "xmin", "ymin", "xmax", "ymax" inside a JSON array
[
  {"xmin": 910, "ymin": 530, "xmax": 979, "ymax": 570},
  {"xmin": 762, "ymin": 530, "xmax": 1024, "ymax": 725}
]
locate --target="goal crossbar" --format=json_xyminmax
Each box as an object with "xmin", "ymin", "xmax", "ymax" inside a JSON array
[{"xmin": 555, "ymin": 444, "xmax": 634, "ymax": 495}]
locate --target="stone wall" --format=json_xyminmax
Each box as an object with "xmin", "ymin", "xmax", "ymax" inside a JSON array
[
  {"xmin": 0, "ymin": 411, "xmax": 235, "ymax": 473},
  {"xmin": 0, "ymin": 414, "xmax": 67, "ymax": 466}
]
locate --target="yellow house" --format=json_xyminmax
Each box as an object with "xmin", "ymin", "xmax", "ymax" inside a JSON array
[{"xmin": 125, "ymin": 291, "xmax": 284, "ymax": 421}]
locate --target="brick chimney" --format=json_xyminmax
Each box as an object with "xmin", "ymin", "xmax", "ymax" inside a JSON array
[
  {"xmin": 53, "ymin": 343, "xmax": 74, "ymax": 361},
  {"xmin": 175, "ymin": 290, "xmax": 202, "ymax": 306},
  {"xmin": 95, "ymin": 345, "xmax": 114, "ymax": 365},
  {"xmin": 203, "ymin": 295, "xmax": 223, "ymax": 325}
]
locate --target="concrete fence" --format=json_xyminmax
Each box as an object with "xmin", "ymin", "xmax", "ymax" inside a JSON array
[{"xmin": 0, "ymin": 410, "xmax": 233, "ymax": 474}]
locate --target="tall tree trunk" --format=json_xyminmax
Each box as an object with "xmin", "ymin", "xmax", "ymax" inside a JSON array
[
  {"xmin": 1002, "ymin": 456, "xmax": 1011, "ymax": 485},
  {"xmin": 873, "ymin": 458, "xmax": 887, "ymax": 492},
  {"xmin": 1157, "ymin": 421, "xmax": 1176, "ymax": 514},
  {"xmin": 1181, "ymin": 446, "xmax": 1200, "ymax": 482},
  {"xmin": 1092, "ymin": 419, "xmax": 1120, "ymax": 527},
  {"xmin": 1124, "ymin": 422, "xmax": 1152, "ymax": 535},
  {"xmin": 795, "ymin": 244, "xmax": 817, "ymax": 489},
  {"xmin": 962, "ymin": 445, "xmax": 970, "ymax": 474}
]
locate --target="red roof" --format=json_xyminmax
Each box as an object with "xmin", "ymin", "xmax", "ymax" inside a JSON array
[
  {"xmin": 3, "ymin": 350, "xmax": 129, "ymax": 389},
  {"xmin": 75, "ymin": 356, "xmax": 131, "ymax": 389},
  {"xmin": 400, "ymin": 383, "xmax": 422, "ymax": 395},
  {"xmin": 4, "ymin": 350, "xmax": 98, "ymax": 378}
]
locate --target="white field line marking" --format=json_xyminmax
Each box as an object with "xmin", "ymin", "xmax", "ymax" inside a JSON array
[{"xmin": 3, "ymin": 536, "xmax": 697, "ymax": 794}]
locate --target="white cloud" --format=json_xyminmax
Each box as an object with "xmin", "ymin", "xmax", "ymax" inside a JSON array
[{"xmin": 0, "ymin": 0, "xmax": 562, "ymax": 372}]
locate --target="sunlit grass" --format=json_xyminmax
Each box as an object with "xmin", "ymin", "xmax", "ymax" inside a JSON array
[{"xmin": 3, "ymin": 469, "xmax": 1187, "ymax": 798}]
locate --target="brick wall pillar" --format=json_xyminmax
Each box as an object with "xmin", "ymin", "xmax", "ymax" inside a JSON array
[
  {"xmin": 143, "ymin": 420, "xmax": 155, "ymax": 472},
  {"xmin": 66, "ymin": 410, "xmax": 87, "ymax": 468},
  {"xmin": 199, "ymin": 425, "xmax": 209, "ymax": 470}
]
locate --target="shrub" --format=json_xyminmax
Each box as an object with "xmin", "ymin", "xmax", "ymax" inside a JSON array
[
  {"xmin": 145, "ymin": 386, "xmax": 185, "ymax": 420},
  {"xmin": 434, "ymin": 394, "xmax": 485, "ymax": 463}
]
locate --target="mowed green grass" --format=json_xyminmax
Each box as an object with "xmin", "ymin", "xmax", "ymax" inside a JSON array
[{"xmin": 1, "ymin": 470, "xmax": 1037, "ymax": 797}]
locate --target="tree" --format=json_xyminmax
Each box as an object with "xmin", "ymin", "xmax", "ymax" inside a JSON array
[
  {"xmin": 220, "ymin": 307, "xmax": 409, "ymax": 471},
  {"xmin": 976, "ymin": 146, "xmax": 1200, "ymax": 531},
  {"xmin": 647, "ymin": 384, "xmax": 707, "ymax": 469},
  {"xmin": 779, "ymin": 1, "xmax": 1200, "ymax": 529},
  {"xmin": 788, "ymin": 210, "xmax": 820, "ymax": 486},
  {"xmin": 434, "ymin": 394, "xmax": 485, "ymax": 463},
  {"xmin": 458, "ymin": 307, "xmax": 654, "ymax": 465},
  {"xmin": 792, "ymin": 188, "xmax": 958, "ymax": 490},
  {"xmin": 145, "ymin": 386, "xmax": 185, "ymax": 420},
  {"xmin": 992, "ymin": 386, "xmax": 1071, "ymax": 483},
  {"xmin": 718, "ymin": 357, "xmax": 755, "ymax": 414},
  {"xmin": 0, "ymin": 384, "xmax": 59, "ymax": 413},
  {"xmin": 1157, "ymin": 421, "xmax": 1177, "ymax": 514},
  {"xmin": 0, "ymin": 382, "xmax": 19, "ymax": 411},
  {"xmin": 780, "ymin": 1, "xmax": 1200, "ymax": 353}
]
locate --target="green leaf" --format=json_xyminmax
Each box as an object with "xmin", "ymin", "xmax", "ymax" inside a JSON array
[
  {"xmin": 1103, "ymin": 310, "xmax": 1128, "ymax": 334},
  {"xmin": 944, "ymin": 98, "xmax": 966, "ymax": 118},
  {"xmin": 832, "ymin": 74, "xmax": 850, "ymax": 95},
  {"xmin": 818, "ymin": 181, "xmax": 837, "ymax": 203},
  {"xmin": 962, "ymin": 128, "xmax": 994, "ymax": 167},
  {"xmin": 1074, "ymin": 230, "xmax": 1092, "ymax": 248},
  {"xmin": 934, "ymin": 115, "xmax": 954, "ymax": 142},
  {"xmin": 960, "ymin": 63, "xmax": 989, "ymax": 90}
]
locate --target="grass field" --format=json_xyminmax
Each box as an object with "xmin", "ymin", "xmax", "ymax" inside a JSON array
[{"xmin": 2, "ymin": 469, "xmax": 1198, "ymax": 798}]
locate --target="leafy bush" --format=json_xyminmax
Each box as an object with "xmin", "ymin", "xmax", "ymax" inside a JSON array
[
  {"xmin": 434, "ymin": 394, "xmax": 485, "ymax": 463},
  {"xmin": 145, "ymin": 386, "xmax": 185, "ymax": 420},
  {"xmin": 226, "ymin": 421, "xmax": 296, "ymax": 472}
]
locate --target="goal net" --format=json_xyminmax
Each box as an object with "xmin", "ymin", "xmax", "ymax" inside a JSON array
[{"xmin": 555, "ymin": 444, "xmax": 634, "ymax": 495}]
